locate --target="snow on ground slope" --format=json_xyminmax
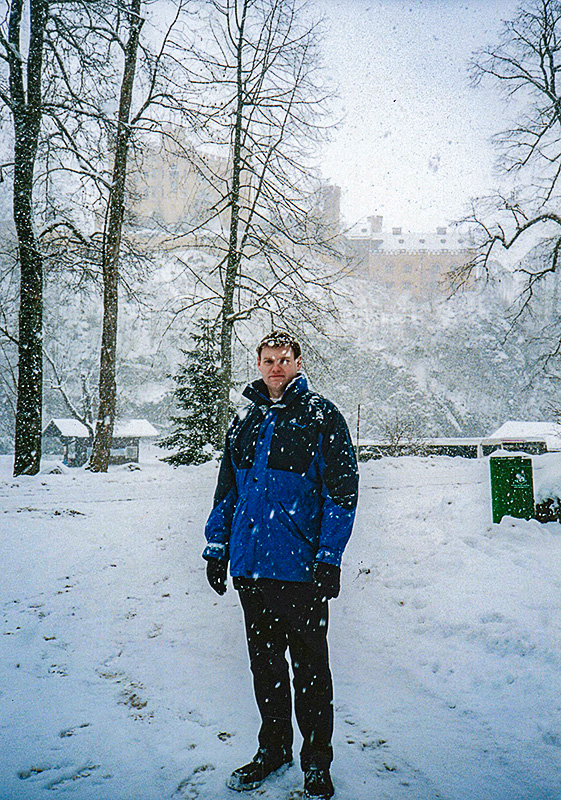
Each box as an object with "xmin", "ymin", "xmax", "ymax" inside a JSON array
[{"xmin": 1, "ymin": 452, "xmax": 560, "ymax": 800}]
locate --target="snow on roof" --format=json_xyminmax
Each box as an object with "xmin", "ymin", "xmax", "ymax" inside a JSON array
[
  {"xmin": 487, "ymin": 421, "xmax": 561, "ymax": 450},
  {"xmin": 113, "ymin": 419, "xmax": 159, "ymax": 438},
  {"xmin": 345, "ymin": 227, "xmax": 470, "ymax": 252},
  {"xmin": 43, "ymin": 418, "xmax": 159, "ymax": 439},
  {"xmin": 44, "ymin": 418, "xmax": 91, "ymax": 438},
  {"xmin": 357, "ymin": 437, "xmax": 483, "ymax": 446}
]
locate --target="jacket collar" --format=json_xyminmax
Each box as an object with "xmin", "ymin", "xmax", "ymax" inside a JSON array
[{"xmin": 242, "ymin": 373, "xmax": 308, "ymax": 408}]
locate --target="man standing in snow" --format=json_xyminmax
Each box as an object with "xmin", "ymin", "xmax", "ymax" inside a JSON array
[{"xmin": 203, "ymin": 331, "xmax": 359, "ymax": 800}]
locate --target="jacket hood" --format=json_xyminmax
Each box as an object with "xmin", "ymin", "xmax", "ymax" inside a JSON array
[{"xmin": 242, "ymin": 373, "xmax": 308, "ymax": 407}]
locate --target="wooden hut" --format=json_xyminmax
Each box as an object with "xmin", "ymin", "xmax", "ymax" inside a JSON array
[{"xmin": 42, "ymin": 418, "xmax": 159, "ymax": 466}]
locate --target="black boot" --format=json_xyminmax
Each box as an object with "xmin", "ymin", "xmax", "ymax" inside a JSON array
[
  {"xmin": 303, "ymin": 765, "xmax": 334, "ymax": 799},
  {"xmin": 227, "ymin": 747, "xmax": 292, "ymax": 792}
]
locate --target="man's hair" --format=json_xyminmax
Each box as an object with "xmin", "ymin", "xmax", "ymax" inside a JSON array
[{"xmin": 256, "ymin": 330, "xmax": 302, "ymax": 359}]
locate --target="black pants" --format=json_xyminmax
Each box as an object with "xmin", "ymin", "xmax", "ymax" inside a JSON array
[{"xmin": 235, "ymin": 578, "xmax": 334, "ymax": 770}]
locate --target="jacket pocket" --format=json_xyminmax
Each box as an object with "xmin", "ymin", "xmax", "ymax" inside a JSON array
[
  {"xmin": 276, "ymin": 500, "xmax": 316, "ymax": 547},
  {"xmin": 230, "ymin": 496, "xmax": 248, "ymax": 534}
]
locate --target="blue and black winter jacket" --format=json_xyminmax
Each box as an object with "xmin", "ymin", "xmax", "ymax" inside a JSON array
[{"xmin": 203, "ymin": 374, "xmax": 359, "ymax": 582}]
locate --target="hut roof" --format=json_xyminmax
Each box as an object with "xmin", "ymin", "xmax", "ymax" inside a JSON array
[
  {"xmin": 43, "ymin": 418, "xmax": 158, "ymax": 439},
  {"xmin": 43, "ymin": 418, "xmax": 91, "ymax": 438},
  {"xmin": 487, "ymin": 421, "xmax": 561, "ymax": 451}
]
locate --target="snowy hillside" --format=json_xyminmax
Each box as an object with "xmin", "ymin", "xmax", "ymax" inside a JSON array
[{"xmin": 1, "ymin": 451, "xmax": 560, "ymax": 800}]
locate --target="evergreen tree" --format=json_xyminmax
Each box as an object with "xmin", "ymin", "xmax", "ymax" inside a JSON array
[{"xmin": 159, "ymin": 319, "xmax": 222, "ymax": 466}]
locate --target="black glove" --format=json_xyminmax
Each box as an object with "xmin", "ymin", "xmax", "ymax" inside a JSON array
[
  {"xmin": 313, "ymin": 561, "xmax": 341, "ymax": 599},
  {"xmin": 206, "ymin": 557, "xmax": 227, "ymax": 596}
]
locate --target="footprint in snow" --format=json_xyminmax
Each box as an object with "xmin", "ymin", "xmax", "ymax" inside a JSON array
[
  {"xmin": 178, "ymin": 708, "xmax": 211, "ymax": 728},
  {"xmin": 119, "ymin": 686, "xmax": 153, "ymax": 721},
  {"xmin": 18, "ymin": 765, "xmax": 57, "ymax": 780},
  {"xmin": 59, "ymin": 722, "xmax": 92, "ymax": 738},
  {"xmin": 96, "ymin": 668, "xmax": 153, "ymax": 721},
  {"xmin": 46, "ymin": 763, "xmax": 104, "ymax": 790},
  {"xmin": 19, "ymin": 763, "xmax": 108, "ymax": 791},
  {"xmin": 148, "ymin": 622, "xmax": 163, "ymax": 638},
  {"xmin": 337, "ymin": 705, "xmax": 418, "ymax": 786},
  {"xmin": 55, "ymin": 576, "xmax": 77, "ymax": 595},
  {"xmin": 47, "ymin": 663, "xmax": 69, "ymax": 676},
  {"xmin": 173, "ymin": 763, "xmax": 215, "ymax": 798}
]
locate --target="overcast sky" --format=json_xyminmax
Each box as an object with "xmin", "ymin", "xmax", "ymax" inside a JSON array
[{"xmin": 319, "ymin": 0, "xmax": 520, "ymax": 232}]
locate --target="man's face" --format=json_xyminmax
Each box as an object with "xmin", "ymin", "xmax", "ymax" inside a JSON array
[{"xmin": 257, "ymin": 345, "xmax": 302, "ymax": 399}]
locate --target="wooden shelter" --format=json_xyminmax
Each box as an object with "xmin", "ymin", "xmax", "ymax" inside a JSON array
[{"xmin": 42, "ymin": 418, "xmax": 159, "ymax": 466}]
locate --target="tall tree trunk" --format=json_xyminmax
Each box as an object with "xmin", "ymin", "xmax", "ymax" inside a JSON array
[
  {"xmin": 217, "ymin": 0, "xmax": 247, "ymax": 446},
  {"xmin": 88, "ymin": 0, "xmax": 143, "ymax": 472},
  {"xmin": 9, "ymin": 0, "xmax": 49, "ymax": 476}
]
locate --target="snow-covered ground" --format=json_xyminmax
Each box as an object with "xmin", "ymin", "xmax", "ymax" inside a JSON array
[{"xmin": 1, "ymin": 449, "xmax": 561, "ymax": 800}]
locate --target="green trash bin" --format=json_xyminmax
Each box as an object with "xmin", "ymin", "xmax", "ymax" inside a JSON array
[{"xmin": 490, "ymin": 454, "xmax": 535, "ymax": 523}]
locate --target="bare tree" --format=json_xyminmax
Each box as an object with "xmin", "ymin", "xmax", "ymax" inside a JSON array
[
  {"xmin": 0, "ymin": 230, "xmax": 19, "ymax": 450},
  {"xmin": 182, "ymin": 0, "xmax": 340, "ymax": 442},
  {"xmin": 455, "ymin": 0, "xmax": 561, "ymax": 313},
  {"xmin": 0, "ymin": 0, "xmax": 132, "ymax": 473},
  {"xmin": 0, "ymin": 0, "xmax": 50, "ymax": 475},
  {"xmin": 87, "ymin": 0, "xmax": 144, "ymax": 471},
  {"xmin": 45, "ymin": 0, "xmax": 198, "ymax": 472},
  {"xmin": 381, "ymin": 410, "xmax": 424, "ymax": 457},
  {"xmin": 2, "ymin": 0, "xmax": 199, "ymax": 472}
]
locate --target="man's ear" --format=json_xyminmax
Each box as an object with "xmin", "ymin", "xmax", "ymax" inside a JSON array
[{"xmin": 297, "ymin": 355, "xmax": 303, "ymax": 370}]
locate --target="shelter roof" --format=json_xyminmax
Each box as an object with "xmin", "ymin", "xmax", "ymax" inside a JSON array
[
  {"xmin": 113, "ymin": 420, "xmax": 159, "ymax": 438},
  {"xmin": 43, "ymin": 418, "xmax": 158, "ymax": 439},
  {"xmin": 43, "ymin": 419, "xmax": 91, "ymax": 438},
  {"xmin": 487, "ymin": 421, "xmax": 561, "ymax": 450}
]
